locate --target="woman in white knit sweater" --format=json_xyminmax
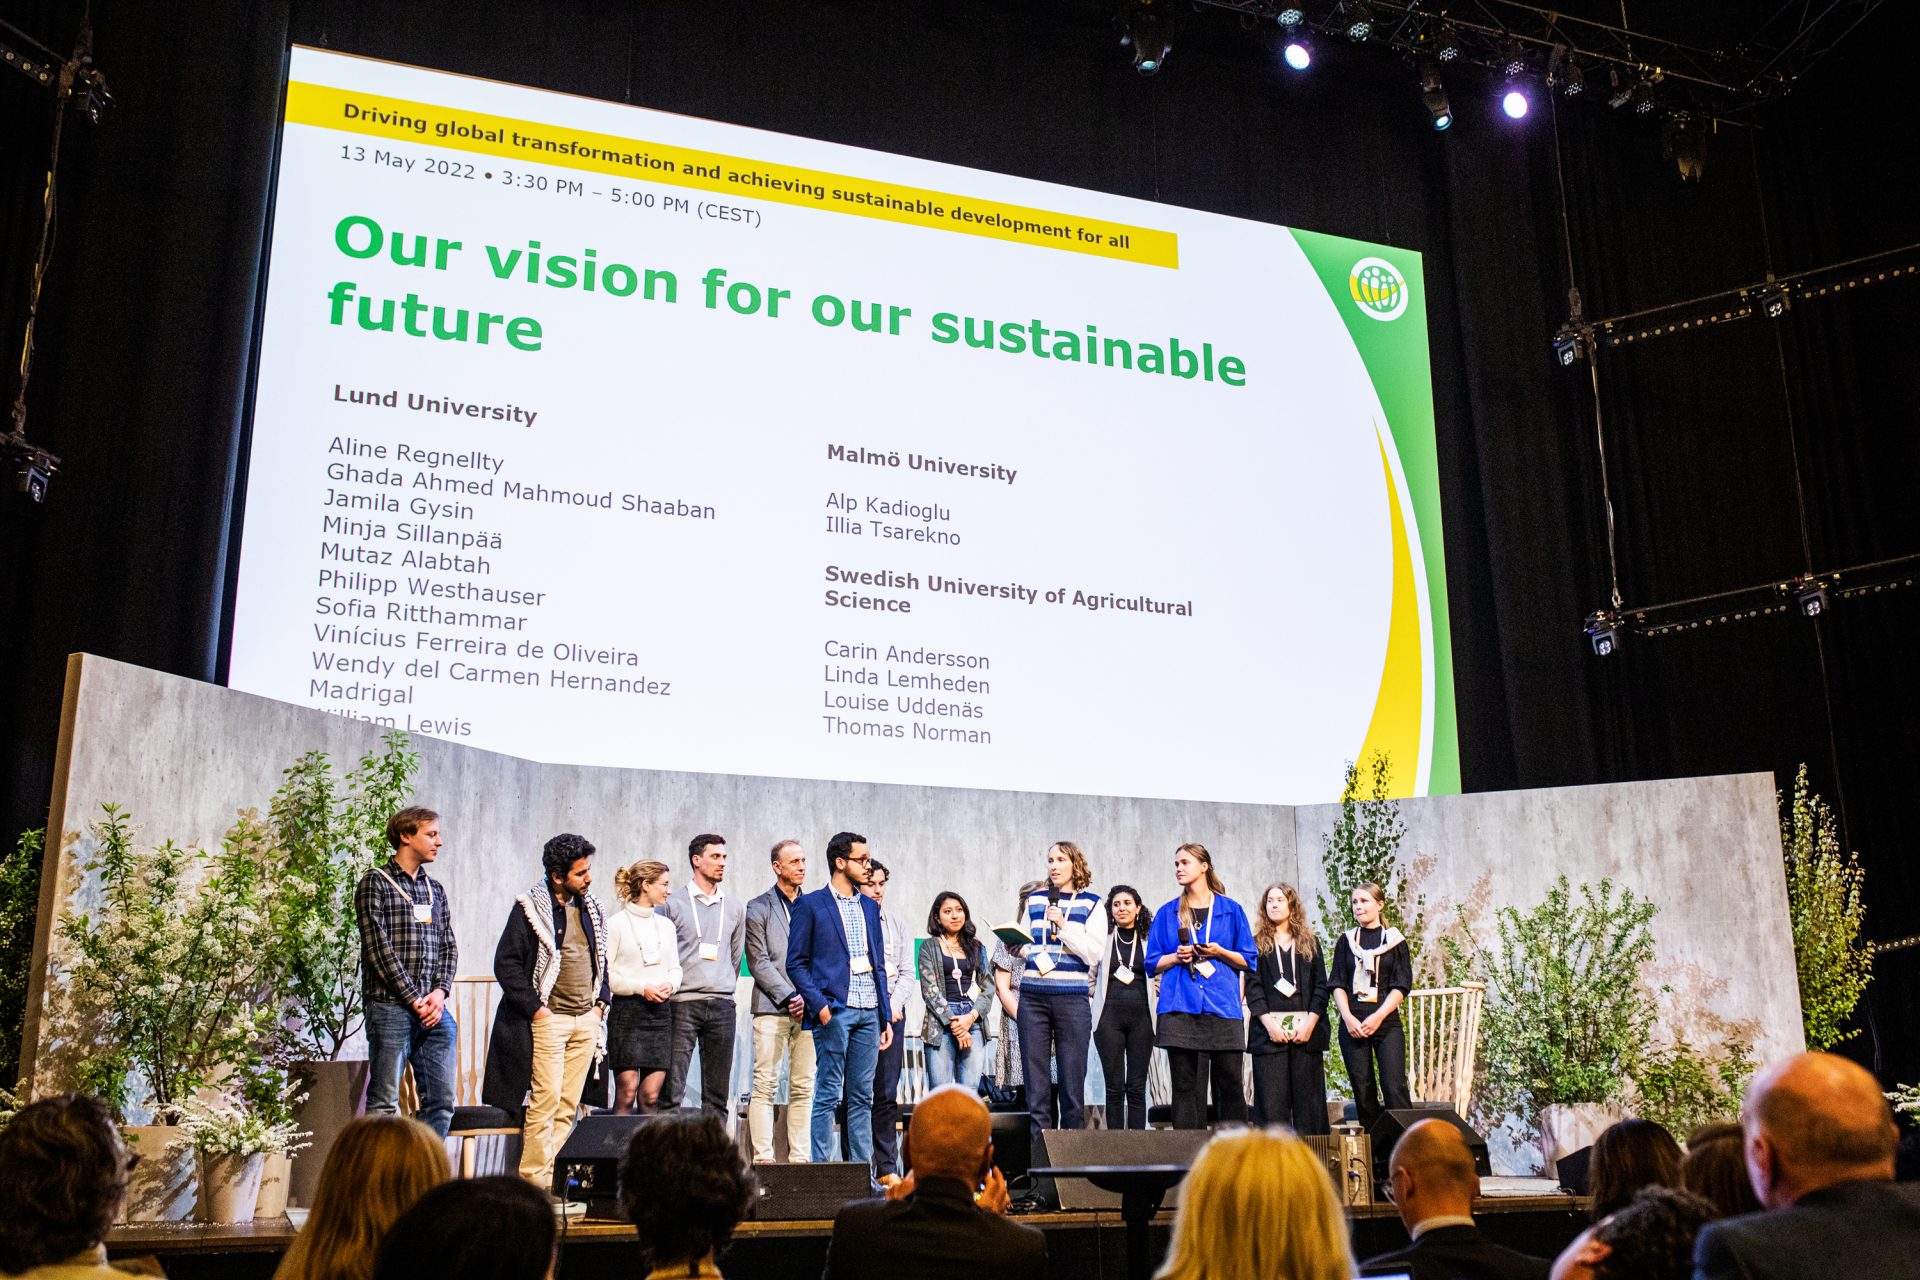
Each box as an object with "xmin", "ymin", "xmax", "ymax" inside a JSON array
[{"xmin": 604, "ymin": 859, "xmax": 683, "ymax": 1114}]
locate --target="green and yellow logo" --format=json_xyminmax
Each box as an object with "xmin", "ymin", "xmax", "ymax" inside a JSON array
[{"xmin": 1348, "ymin": 257, "xmax": 1409, "ymax": 322}]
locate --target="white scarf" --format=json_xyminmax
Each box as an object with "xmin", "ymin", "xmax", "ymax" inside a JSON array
[
  {"xmin": 1346, "ymin": 925, "xmax": 1405, "ymax": 990},
  {"xmin": 515, "ymin": 881, "xmax": 610, "ymax": 1032}
]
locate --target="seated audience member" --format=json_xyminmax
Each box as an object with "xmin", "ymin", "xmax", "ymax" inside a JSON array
[
  {"xmin": 1360, "ymin": 1118, "xmax": 1549, "ymax": 1280},
  {"xmin": 1679, "ymin": 1123, "xmax": 1761, "ymax": 1220},
  {"xmin": 1550, "ymin": 1186, "xmax": 1713, "ymax": 1280},
  {"xmin": 274, "ymin": 1115, "xmax": 449, "ymax": 1280},
  {"xmin": 1693, "ymin": 1052, "xmax": 1920, "ymax": 1280},
  {"xmin": 373, "ymin": 1177, "xmax": 556, "ymax": 1280},
  {"xmin": 1156, "ymin": 1127, "xmax": 1352, "ymax": 1280},
  {"xmin": 619, "ymin": 1113, "xmax": 756, "ymax": 1280},
  {"xmin": 0, "ymin": 1094, "xmax": 130, "ymax": 1278},
  {"xmin": 822, "ymin": 1085, "xmax": 1045, "ymax": 1280},
  {"xmin": 1588, "ymin": 1117, "xmax": 1682, "ymax": 1220}
]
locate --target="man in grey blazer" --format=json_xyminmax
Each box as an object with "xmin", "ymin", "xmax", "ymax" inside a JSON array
[
  {"xmin": 745, "ymin": 838, "xmax": 815, "ymax": 1162},
  {"xmin": 1691, "ymin": 1052, "xmax": 1920, "ymax": 1280}
]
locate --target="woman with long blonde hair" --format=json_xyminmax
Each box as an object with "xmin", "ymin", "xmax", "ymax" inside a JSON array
[
  {"xmin": 1155, "ymin": 1127, "xmax": 1354, "ymax": 1280},
  {"xmin": 274, "ymin": 1115, "xmax": 448, "ymax": 1280},
  {"xmin": 1145, "ymin": 843, "xmax": 1255, "ymax": 1129},
  {"xmin": 605, "ymin": 858, "xmax": 682, "ymax": 1114},
  {"xmin": 1246, "ymin": 882, "xmax": 1331, "ymax": 1133}
]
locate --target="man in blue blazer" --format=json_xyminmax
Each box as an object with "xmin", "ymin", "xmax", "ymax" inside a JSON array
[{"xmin": 785, "ymin": 830, "xmax": 893, "ymax": 1166}]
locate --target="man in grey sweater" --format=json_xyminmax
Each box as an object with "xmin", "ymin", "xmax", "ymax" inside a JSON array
[
  {"xmin": 745, "ymin": 839, "xmax": 815, "ymax": 1161},
  {"xmin": 660, "ymin": 833, "xmax": 749, "ymax": 1119}
]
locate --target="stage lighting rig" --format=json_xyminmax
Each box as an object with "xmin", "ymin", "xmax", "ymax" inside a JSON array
[
  {"xmin": 1662, "ymin": 112, "xmax": 1709, "ymax": 183},
  {"xmin": 1791, "ymin": 578, "xmax": 1830, "ymax": 618},
  {"xmin": 1584, "ymin": 611, "xmax": 1623, "ymax": 657},
  {"xmin": 1753, "ymin": 279, "xmax": 1791, "ymax": 319},
  {"xmin": 1417, "ymin": 60, "xmax": 1452, "ymax": 131},
  {"xmin": 1120, "ymin": 1, "xmax": 1172, "ymax": 74},
  {"xmin": 1552, "ymin": 323, "xmax": 1589, "ymax": 367},
  {"xmin": 2, "ymin": 426, "xmax": 60, "ymax": 505},
  {"xmin": 1432, "ymin": 22, "xmax": 1463, "ymax": 63},
  {"xmin": 1341, "ymin": 2, "xmax": 1375, "ymax": 42}
]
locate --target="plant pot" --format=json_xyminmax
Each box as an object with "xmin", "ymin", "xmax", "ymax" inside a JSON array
[
  {"xmin": 118, "ymin": 1125, "xmax": 197, "ymax": 1223},
  {"xmin": 255, "ymin": 1150, "xmax": 293, "ymax": 1219},
  {"xmin": 197, "ymin": 1151, "xmax": 265, "ymax": 1223},
  {"xmin": 1537, "ymin": 1101, "xmax": 1624, "ymax": 1174},
  {"xmin": 290, "ymin": 1058, "xmax": 370, "ymax": 1208}
]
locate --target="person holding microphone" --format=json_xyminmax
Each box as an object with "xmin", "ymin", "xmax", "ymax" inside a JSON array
[
  {"xmin": 1017, "ymin": 842, "xmax": 1104, "ymax": 1141},
  {"xmin": 1244, "ymin": 882, "xmax": 1330, "ymax": 1133},
  {"xmin": 1146, "ymin": 843, "xmax": 1255, "ymax": 1130},
  {"xmin": 1329, "ymin": 882, "xmax": 1413, "ymax": 1126}
]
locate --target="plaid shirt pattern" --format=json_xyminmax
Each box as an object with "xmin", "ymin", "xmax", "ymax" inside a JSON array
[
  {"xmin": 831, "ymin": 887, "xmax": 879, "ymax": 1010},
  {"xmin": 354, "ymin": 858, "xmax": 458, "ymax": 1005}
]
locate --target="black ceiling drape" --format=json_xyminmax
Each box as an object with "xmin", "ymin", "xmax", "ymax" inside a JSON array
[{"xmin": 3, "ymin": 0, "xmax": 1917, "ymax": 1075}]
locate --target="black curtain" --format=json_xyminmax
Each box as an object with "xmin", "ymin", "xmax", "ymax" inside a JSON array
[{"xmin": 4, "ymin": 0, "xmax": 1917, "ymax": 1074}]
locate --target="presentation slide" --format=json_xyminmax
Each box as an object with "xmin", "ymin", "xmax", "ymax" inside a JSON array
[{"xmin": 228, "ymin": 47, "xmax": 1457, "ymax": 805}]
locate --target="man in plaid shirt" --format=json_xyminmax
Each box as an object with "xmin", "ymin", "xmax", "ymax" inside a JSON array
[{"xmin": 355, "ymin": 805, "xmax": 459, "ymax": 1136}]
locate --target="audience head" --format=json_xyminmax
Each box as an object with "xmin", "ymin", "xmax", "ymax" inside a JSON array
[
  {"xmin": 1589, "ymin": 1117, "xmax": 1682, "ymax": 1219},
  {"xmin": 0, "ymin": 1094, "xmax": 128, "ymax": 1274},
  {"xmin": 1742, "ymin": 1051, "xmax": 1897, "ymax": 1209},
  {"xmin": 1156, "ymin": 1128, "xmax": 1352, "ymax": 1280},
  {"xmin": 619, "ymin": 1113, "xmax": 755, "ymax": 1269},
  {"xmin": 1550, "ymin": 1186, "xmax": 1713, "ymax": 1280},
  {"xmin": 1386, "ymin": 1118, "xmax": 1481, "ymax": 1230},
  {"xmin": 903, "ymin": 1085, "xmax": 994, "ymax": 1185},
  {"xmin": 373, "ymin": 1177, "xmax": 554, "ymax": 1280},
  {"xmin": 1680, "ymin": 1122, "xmax": 1762, "ymax": 1219},
  {"xmin": 275, "ymin": 1115, "xmax": 449, "ymax": 1280}
]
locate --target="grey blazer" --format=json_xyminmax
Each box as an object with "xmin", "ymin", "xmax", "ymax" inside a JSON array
[{"xmin": 745, "ymin": 886, "xmax": 800, "ymax": 1015}]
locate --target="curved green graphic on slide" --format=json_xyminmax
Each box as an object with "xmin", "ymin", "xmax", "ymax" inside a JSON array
[{"xmin": 1289, "ymin": 227, "xmax": 1458, "ymax": 796}]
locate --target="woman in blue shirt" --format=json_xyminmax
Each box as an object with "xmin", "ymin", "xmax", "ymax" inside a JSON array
[{"xmin": 1146, "ymin": 843, "xmax": 1256, "ymax": 1129}]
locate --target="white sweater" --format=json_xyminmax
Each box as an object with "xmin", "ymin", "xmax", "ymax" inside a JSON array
[{"xmin": 604, "ymin": 904, "xmax": 684, "ymax": 997}]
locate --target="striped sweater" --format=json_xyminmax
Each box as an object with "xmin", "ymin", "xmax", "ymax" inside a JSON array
[{"xmin": 1019, "ymin": 887, "xmax": 1106, "ymax": 992}]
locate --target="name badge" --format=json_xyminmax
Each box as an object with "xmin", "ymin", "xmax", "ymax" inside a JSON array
[
  {"xmin": 412, "ymin": 903, "xmax": 433, "ymax": 924},
  {"xmin": 1113, "ymin": 965, "xmax": 1136, "ymax": 986},
  {"xmin": 1032, "ymin": 950, "xmax": 1057, "ymax": 976},
  {"xmin": 1275, "ymin": 976, "xmax": 1297, "ymax": 997},
  {"xmin": 1355, "ymin": 980, "xmax": 1378, "ymax": 1003},
  {"xmin": 642, "ymin": 946, "xmax": 662, "ymax": 966},
  {"xmin": 699, "ymin": 942, "xmax": 720, "ymax": 962},
  {"xmin": 850, "ymin": 955, "xmax": 873, "ymax": 975},
  {"xmin": 966, "ymin": 980, "xmax": 982, "ymax": 1000},
  {"xmin": 1194, "ymin": 959, "xmax": 1217, "ymax": 979}
]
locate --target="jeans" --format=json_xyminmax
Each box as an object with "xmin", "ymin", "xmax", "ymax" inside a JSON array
[
  {"xmin": 1339, "ymin": 1011, "xmax": 1410, "ymax": 1126},
  {"xmin": 1167, "ymin": 1048, "xmax": 1246, "ymax": 1130},
  {"xmin": 364, "ymin": 997, "xmax": 457, "ymax": 1138},
  {"xmin": 520, "ymin": 1009, "xmax": 600, "ymax": 1187},
  {"xmin": 668, "ymin": 997, "xmax": 738, "ymax": 1119},
  {"xmin": 871, "ymin": 1019, "xmax": 905, "ymax": 1176},
  {"xmin": 1251, "ymin": 1048, "xmax": 1330, "ymax": 1133},
  {"xmin": 926, "ymin": 1000, "xmax": 987, "ymax": 1091},
  {"xmin": 1093, "ymin": 1001, "xmax": 1153, "ymax": 1129},
  {"xmin": 749, "ymin": 1015, "xmax": 816, "ymax": 1162},
  {"xmin": 1019, "ymin": 987, "xmax": 1092, "ymax": 1140},
  {"xmin": 810, "ymin": 1005, "xmax": 880, "ymax": 1164}
]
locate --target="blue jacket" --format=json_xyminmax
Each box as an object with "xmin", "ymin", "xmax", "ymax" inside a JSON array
[
  {"xmin": 1145, "ymin": 893, "xmax": 1256, "ymax": 1020},
  {"xmin": 785, "ymin": 885, "xmax": 893, "ymax": 1028}
]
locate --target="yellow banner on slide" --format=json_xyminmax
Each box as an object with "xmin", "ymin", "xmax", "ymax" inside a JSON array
[{"xmin": 284, "ymin": 82, "xmax": 1178, "ymax": 269}]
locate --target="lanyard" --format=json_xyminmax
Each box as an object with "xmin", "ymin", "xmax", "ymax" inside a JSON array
[
  {"xmin": 1116, "ymin": 928, "xmax": 1139, "ymax": 970},
  {"xmin": 377, "ymin": 864, "xmax": 429, "ymax": 908},
  {"xmin": 686, "ymin": 882, "xmax": 724, "ymax": 941},
  {"xmin": 1186, "ymin": 900, "xmax": 1213, "ymax": 946},
  {"xmin": 1277, "ymin": 942, "xmax": 1296, "ymax": 987}
]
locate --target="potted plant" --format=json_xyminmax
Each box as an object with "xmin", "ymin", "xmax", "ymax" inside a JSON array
[
  {"xmin": 235, "ymin": 1059, "xmax": 311, "ymax": 1219},
  {"xmin": 1479, "ymin": 876, "xmax": 1656, "ymax": 1170},
  {"xmin": 59, "ymin": 805, "xmax": 274, "ymax": 1221},
  {"xmin": 175, "ymin": 1082, "xmax": 310, "ymax": 1223}
]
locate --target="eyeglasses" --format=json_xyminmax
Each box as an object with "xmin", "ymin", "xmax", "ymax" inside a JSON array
[{"xmin": 845, "ymin": 855, "xmax": 872, "ymax": 866}]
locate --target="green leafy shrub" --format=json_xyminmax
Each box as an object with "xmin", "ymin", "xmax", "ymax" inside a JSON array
[
  {"xmin": 0, "ymin": 829, "xmax": 44, "ymax": 1084},
  {"xmin": 1780, "ymin": 765, "xmax": 1872, "ymax": 1050},
  {"xmin": 1631, "ymin": 1037, "xmax": 1755, "ymax": 1136}
]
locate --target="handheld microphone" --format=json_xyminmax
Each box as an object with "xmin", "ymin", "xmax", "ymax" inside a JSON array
[
  {"xmin": 1178, "ymin": 924, "xmax": 1193, "ymax": 961},
  {"xmin": 1047, "ymin": 884, "xmax": 1061, "ymax": 941}
]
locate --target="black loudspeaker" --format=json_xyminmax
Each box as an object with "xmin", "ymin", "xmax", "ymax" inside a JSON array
[
  {"xmin": 1035, "ymin": 1129, "xmax": 1213, "ymax": 1209},
  {"xmin": 991, "ymin": 1110, "xmax": 1032, "ymax": 1182},
  {"xmin": 748, "ymin": 1161, "xmax": 873, "ymax": 1221},
  {"xmin": 555, "ymin": 1114, "xmax": 652, "ymax": 1218},
  {"xmin": 1366, "ymin": 1107, "xmax": 1492, "ymax": 1181},
  {"xmin": 1557, "ymin": 1145, "xmax": 1593, "ymax": 1196}
]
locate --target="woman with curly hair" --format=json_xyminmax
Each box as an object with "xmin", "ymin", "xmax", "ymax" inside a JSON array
[
  {"xmin": 1246, "ymin": 882, "xmax": 1331, "ymax": 1133},
  {"xmin": 0, "ymin": 1094, "xmax": 131, "ymax": 1277}
]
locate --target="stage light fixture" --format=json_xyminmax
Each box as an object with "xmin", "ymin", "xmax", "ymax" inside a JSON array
[
  {"xmin": 1796, "ymin": 581, "xmax": 1830, "ymax": 617},
  {"xmin": 1344, "ymin": 2, "xmax": 1375, "ymax": 41},
  {"xmin": 1502, "ymin": 84, "xmax": 1531, "ymax": 119},
  {"xmin": 1501, "ymin": 42, "xmax": 1529, "ymax": 78},
  {"xmin": 1418, "ymin": 61, "xmax": 1452, "ymax": 131},
  {"xmin": 1549, "ymin": 49, "xmax": 1586, "ymax": 97},
  {"xmin": 1754, "ymin": 280, "xmax": 1790, "ymax": 319},
  {"xmin": 1662, "ymin": 112, "xmax": 1708, "ymax": 183},
  {"xmin": 1585, "ymin": 611, "xmax": 1622, "ymax": 657},
  {"xmin": 1283, "ymin": 32, "xmax": 1312, "ymax": 70},
  {"xmin": 1276, "ymin": 6, "xmax": 1306, "ymax": 25},
  {"xmin": 1606, "ymin": 67, "xmax": 1639, "ymax": 109},
  {"xmin": 1552, "ymin": 322, "xmax": 1588, "ymax": 367},
  {"xmin": 1433, "ymin": 22, "xmax": 1464, "ymax": 63},
  {"xmin": 1122, "ymin": 4, "xmax": 1171, "ymax": 75}
]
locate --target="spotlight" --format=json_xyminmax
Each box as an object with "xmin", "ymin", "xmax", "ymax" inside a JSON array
[
  {"xmin": 1433, "ymin": 22, "xmax": 1464, "ymax": 63},
  {"xmin": 1344, "ymin": 2, "xmax": 1375, "ymax": 41},
  {"xmin": 1585, "ymin": 610, "xmax": 1623, "ymax": 657},
  {"xmin": 1276, "ymin": 6, "xmax": 1306, "ymax": 24},
  {"xmin": 1662, "ymin": 112, "xmax": 1708, "ymax": 183},
  {"xmin": 1552, "ymin": 322, "xmax": 1588, "ymax": 367},
  {"xmin": 1283, "ymin": 35, "xmax": 1312, "ymax": 70},
  {"xmin": 1606, "ymin": 67, "xmax": 1639, "ymax": 110},
  {"xmin": 1122, "ymin": 4, "xmax": 1171, "ymax": 75},
  {"xmin": 1549, "ymin": 49, "xmax": 1586, "ymax": 97},
  {"xmin": 3, "ymin": 432, "xmax": 61, "ymax": 505},
  {"xmin": 1418, "ymin": 60, "xmax": 1452, "ymax": 131},
  {"xmin": 1501, "ymin": 42, "xmax": 1529, "ymax": 78},
  {"xmin": 1795, "ymin": 581, "xmax": 1830, "ymax": 618},
  {"xmin": 1502, "ymin": 84, "xmax": 1530, "ymax": 119},
  {"xmin": 1754, "ymin": 280, "xmax": 1791, "ymax": 320}
]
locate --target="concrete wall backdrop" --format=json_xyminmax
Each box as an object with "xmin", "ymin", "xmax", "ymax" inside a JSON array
[{"xmin": 26, "ymin": 656, "xmax": 1801, "ymax": 1170}]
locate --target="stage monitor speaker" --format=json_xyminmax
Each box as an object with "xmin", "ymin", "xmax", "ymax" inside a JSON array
[
  {"xmin": 1557, "ymin": 1145, "xmax": 1593, "ymax": 1197},
  {"xmin": 991, "ymin": 1109, "xmax": 1032, "ymax": 1182},
  {"xmin": 1035, "ymin": 1129, "xmax": 1213, "ymax": 1210},
  {"xmin": 1366, "ymin": 1107, "xmax": 1492, "ymax": 1181},
  {"xmin": 1305, "ymin": 1133, "xmax": 1375, "ymax": 1207},
  {"xmin": 555, "ymin": 1114, "xmax": 652, "ymax": 1219},
  {"xmin": 748, "ymin": 1161, "xmax": 873, "ymax": 1221}
]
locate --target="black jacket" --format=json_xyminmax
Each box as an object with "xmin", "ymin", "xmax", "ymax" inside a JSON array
[
  {"xmin": 1360, "ymin": 1223, "xmax": 1550, "ymax": 1280},
  {"xmin": 481, "ymin": 887, "xmax": 613, "ymax": 1115},
  {"xmin": 1692, "ymin": 1179, "xmax": 1920, "ymax": 1280},
  {"xmin": 1244, "ymin": 942, "xmax": 1331, "ymax": 1054},
  {"xmin": 822, "ymin": 1177, "xmax": 1046, "ymax": 1280}
]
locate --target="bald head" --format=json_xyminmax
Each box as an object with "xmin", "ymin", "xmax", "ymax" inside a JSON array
[
  {"xmin": 1744, "ymin": 1052, "xmax": 1896, "ymax": 1208},
  {"xmin": 1387, "ymin": 1119, "xmax": 1480, "ymax": 1227},
  {"xmin": 906, "ymin": 1085, "xmax": 992, "ymax": 1184}
]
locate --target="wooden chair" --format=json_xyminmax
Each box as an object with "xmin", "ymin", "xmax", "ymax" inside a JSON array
[{"xmin": 1401, "ymin": 982, "xmax": 1486, "ymax": 1114}]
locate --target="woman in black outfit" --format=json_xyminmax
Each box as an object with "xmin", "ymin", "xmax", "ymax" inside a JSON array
[
  {"xmin": 1244, "ymin": 882, "xmax": 1330, "ymax": 1133},
  {"xmin": 1091, "ymin": 885, "xmax": 1154, "ymax": 1129},
  {"xmin": 1328, "ymin": 881, "xmax": 1413, "ymax": 1126}
]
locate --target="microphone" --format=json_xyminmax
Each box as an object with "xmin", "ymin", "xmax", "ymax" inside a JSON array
[
  {"xmin": 1046, "ymin": 885, "xmax": 1061, "ymax": 942},
  {"xmin": 1178, "ymin": 924, "xmax": 1193, "ymax": 963}
]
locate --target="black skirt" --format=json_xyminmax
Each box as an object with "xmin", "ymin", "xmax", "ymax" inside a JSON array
[
  {"xmin": 1155, "ymin": 1011, "xmax": 1245, "ymax": 1052},
  {"xmin": 607, "ymin": 994, "xmax": 672, "ymax": 1073}
]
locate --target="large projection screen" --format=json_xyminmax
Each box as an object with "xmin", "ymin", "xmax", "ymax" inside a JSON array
[{"xmin": 228, "ymin": 47, "xmax": 1457, "ymax": 805}]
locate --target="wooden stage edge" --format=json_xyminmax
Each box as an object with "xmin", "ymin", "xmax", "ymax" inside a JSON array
[{"xmin": 111, "ymin": 1192, "xmax": 1587, "ymax": 1256}]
